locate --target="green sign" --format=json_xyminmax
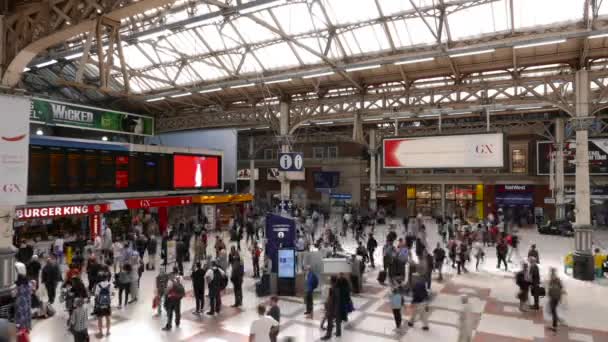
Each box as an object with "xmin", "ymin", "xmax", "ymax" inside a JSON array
[{"xmin": 30, "ymin": 98, "xmax": 154, "ymax": 136}]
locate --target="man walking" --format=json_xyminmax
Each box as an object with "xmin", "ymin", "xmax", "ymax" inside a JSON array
[
  {"xmin": 496, "ymin": 239, "xmax": 509, "ymax": 271},
  {"xmin": 249, "ymin": 304, "xmax": 278, "ymax": 342},
  {"xmin": 303, "ymin": 265, "xmax": 318, "ymax": 318},
  {"xmin": 407, "ymin": 274, "xmax": 430, "ymax": 331},
  {"xmin": 41, "ymin": 256, "xmax": 61, "ymax": 304},
  {"xmin": 163, "ymin": 276, "xmax": 185, "ymax": 331},
  {"xmin": 231, "ymin": 258, "xmax": 244, "ymax": 307},
  {"xmin": 367, "ymin": 233, "xmax": 378, "ymax": 268},
  {"xmin": 433, "ymin": 243, "xmax": 446, "ymax": 281},
  {"xmin": 206, "ymin": 261, "xmax": 226, "ymax": 316},
  {"xmin": 529, "ymin": 257, "xmax": 541, "ymax": 310},
  {"xmin": 191, "ymin": 262, "xmax": 206, "ymax": 315}
]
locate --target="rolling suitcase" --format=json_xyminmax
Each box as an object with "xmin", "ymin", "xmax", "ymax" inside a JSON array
[{"xmin": 377, "ymin": 270, "xmax": 387, "ymax": 285}]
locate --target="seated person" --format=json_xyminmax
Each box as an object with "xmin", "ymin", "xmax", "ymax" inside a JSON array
[{"xmin": 594, "ymin": 248, "xmax": 606, "ymax": 277}]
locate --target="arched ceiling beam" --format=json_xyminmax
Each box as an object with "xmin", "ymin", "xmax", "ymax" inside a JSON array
[{"xmin": 1, "ymin": 0, "xmax": 178, "ymax": 88}]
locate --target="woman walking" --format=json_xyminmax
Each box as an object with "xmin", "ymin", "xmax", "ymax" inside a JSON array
[
  {"xmin": 14, "ymin": 264, "xmax": 32, "ymax": 334},
  {"xmin": 547, "ymin": 267, "xmax": 565, "ymax": 332}
]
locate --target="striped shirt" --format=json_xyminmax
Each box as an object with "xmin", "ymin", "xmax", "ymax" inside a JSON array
[{"xmin": 70, "ymin": 305, "xmax": 89, "ymax": 332}]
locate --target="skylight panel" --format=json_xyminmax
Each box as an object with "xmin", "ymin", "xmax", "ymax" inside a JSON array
[
  {"xmin": 448, "ymin": 1, "xmax": 510, "ymax": 40},
  {"xmin": 239, "ymin": 52, "xmax": 264, "ymax": 74},
  {"xmin": 189, "ymin": 60, "xmax": 230, "ymax": 80},
  {"xmin": 229, "ymin": 16, "xmax": 279, "ymax": 45},
  {"xmin": 321, "ymin": 0, "xmax": 377, "ymax": 25},
  {"xmin": 257, "ymin": 42, "xmax": 301, "ymax": 70},
  {"xmin": 388, "ymin": 18, "xmax": 436, "ymax": 47},
  {"xmin": 271, "ymin": 2, "xmax": 317, "ymax": 35},
  {"xmin": 513, "ymin": 0, "xmax": 580, "ymax": 29}
]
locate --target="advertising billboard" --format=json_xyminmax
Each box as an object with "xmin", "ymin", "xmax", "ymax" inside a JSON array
[
  {"xmin": 383, "ymin": 133, "xmax": 504, "ymax": 169},
  {"xmin": 278, "ymin": 249, "xmax": 296, "ymax": 278},
  {"xmin": 266, "ymin": 168, "xmax": 305, "ymax": 181},
  {"xmin": 537, "ymin": 140, "xmax": 608, "ymax": 175},
  {"xmin": 0, "ymin": 95, "xmax": 30, "ymax": 205},
  {"xmin": 31, "ymin": 98, "xmax": 154, "ymax": 136},
  {"xmin": 173, "ymin": 154, "xmax": 221, "ymax": 189},
  {"xmin": 312, "ymin": 171, "xmax": 340, "ymax": 189}
]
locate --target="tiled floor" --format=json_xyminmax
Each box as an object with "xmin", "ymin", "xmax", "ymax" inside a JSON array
[{"xmin": 29, "ymin": 219, "xmax": 608, "ymax": 341}]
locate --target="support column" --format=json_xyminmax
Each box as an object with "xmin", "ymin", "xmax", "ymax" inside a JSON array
[
  {"xmin": 555, "ymin": 118, "xmax": 565, "ymax": 221},
  {"xmin": 369, "ymin": 129, "xmax": 377, "ymax": 211},
  {"xmin": 249, "ymin": 135, "xmax": 255, "ymax": 199},
  {"xmin": 485, "ymin": 108, "xmax": 491, "ymax": 132},
  {"xmin": 572, "ymin": 69, "xmax": 595, "ymax": 280},
  {"xmin": 0, "ymin": 207, "xmax": 16, "ymax": 298},
  {"xmin": 279, "ymin": 101, "xmax": 291, "ymax": 201},
  {"xmin": 438, "ymin": 114, "xmax": 442, "ymax": 133},
  {"xmin": 352, "ymin": 111, "xmax": 364, "ymax": 144},
  {"xmin": 440, "ymin": 183, "xmax": 446, "ymax": 220}
]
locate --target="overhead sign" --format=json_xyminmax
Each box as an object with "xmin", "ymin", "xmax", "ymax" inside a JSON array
[
  {"xmin": 15, "ymin": 204, "xmax": 110, "ymax": 220},
  {"xmin": 0, "ymin": 95, "xmax": 30, "ymax": 206},
  {"xmin": 278, "ymin": 152, "xmax": 304, "ymax": 171},
  {"xmin": 383, "ymin": 133, "xmax": 504, "ymax": 169},
  {"xmin": 237, "ymin": 168, "xmax": 259, "ymax": 180},
  {"xmin": 30, "ymin": 98, "xmax": 154, "ymax": 136},
  {"xmin": 266, "ymin": 168, "xmax": 305, "ymax": 181},
  {"xmin": 537, "ymin": 140, "xmax": 608, "ymax": 175},
  {"xmin": 330, "ymin": 193, "xmax": 352, "ymax": 200},
  {"xmin": 313, "ymin": 171, "xmax": 340, "ymax": 189},
  {"xmin": 119, "ymin": 196, "xmax": 193, "ymax": 210}
]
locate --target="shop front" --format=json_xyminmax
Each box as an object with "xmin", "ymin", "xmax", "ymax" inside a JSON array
[
  {"xmin": 13, "ymin": 202, "xmax": 110, "ymax": 251},
  {"xmin": 192, "ymin": 193, "xmax": 254, "ymax": 230},
  {"xmin": 494, "ymin": 185, "xmax": 535, "ymax": 226},
  {"xmin": 106, "ymin": 195, "xmax": 196, "ymax": 237},
  {"xmin": 405, "ymin": 184, "xmax": 484, "ymax": 220}
]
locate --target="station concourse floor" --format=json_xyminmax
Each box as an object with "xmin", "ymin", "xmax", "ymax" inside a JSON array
[{"xmin": 31, "ymin": 220, "xmax": 608, "ymax": 342}]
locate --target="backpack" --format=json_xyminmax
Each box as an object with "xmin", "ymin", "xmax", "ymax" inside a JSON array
[
  {"xmin": 310, "ymin": 273, "xmax": 319, "ymax": 290},
  {"xmin": 171, "ymin": 281, "xmax": 185, "ymax": 300},
  {"xmin": 548, "ymin": 279, "xmax": 562, "ymax": 299},
  {"xmin": 95, "ymin": 284, "xmax": 111, "ymax": 310},
  {"xmin": 213, "ymin": 269, "xmax": 228, "ymax": 290},
  {"xmin": 515, "ymin": 271, "xmax": 525, "ymax": 287},
  {"xmin": 397, "ymin": 248, "xmax": 408, "ymax": 263}
]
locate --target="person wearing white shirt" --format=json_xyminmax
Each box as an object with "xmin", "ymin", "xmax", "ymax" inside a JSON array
[{"xmin": 249, "ymin": 304, "xmax": 278, "ymax": 342}]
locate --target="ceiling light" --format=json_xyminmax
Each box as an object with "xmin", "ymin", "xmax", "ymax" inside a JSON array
[
  {"xmin": 230, "ymin": 83, "xmax": 255, "ymax": 89},
  {"xmin": 589, "ymin": 33, "xmax": 608, "ymax": 39},
  {"xmin": 35, "ymin": 129, "xmax": 43, "ymax": 136},
  {"xmin": 170, "ymin": 92, "xmax": 192, "ymax": 98},
  {"xmin": 64, "ymin": 52, "xmax": 84, "ymax": 60},
  {"xmin": 413, "ymin": 121, "xmax": 421, "ymax": 127},
  {"xmin": 23, "ymin": 68, "xmax": 31, "ymax": 72},
  {"xmin": 394, "ymin": 57, "xmax": 434, "ymax": 65},
  {"xmin": 137, "ymin": 29, "xmax": 172, "ymax": 41},
  {"xmin": 516, "ymin": 106, "xmax": 543, "ymax": 110},
  {"xmin": 446, "ymin": 111, "xmax": 472, "ymax": 116},
  {"xmin": 146, "ymin": 97, "xmax": 165, "ymax": 102},
  {"xmin": 184, "ymin": 18, "xmax": 219, "ymax": 29},
  {"xmin": 240, "ymin": 0, "xmax": 286, "ymax": 14},
  {"xmin": 199, "ymin": 88, "xmax": 222, "ymax": 93},
  {"xmin": 265, "ymin": 78, "xmax": 291, "ymax": 85},
  {"xmin": 300, "ymin": 123, "xmax": 311, "ymax": 126},
  {"xmin": 302, "ymin": 71, "xmax": 334, "ymax": 79},
  {"xmin": 256, "ymin": 126, "xmax": 270, "ymax": 130},
  {"xmin": 419, "ymin": 114, "xmax": 439, "ymax": 118},
  {"xmin": 449, "ymin": 49, "xmax": 495, "ymax": 58},
  {"xmin": 514, "ymin": 39, "xmax": 566, "ymax": 49},
  {"xmin": 317, "ymin": 121, "xmax": 334, "ymax": 125},
  {"xmin": 363, "ymin": 118, "xmax": 383, "ymax": 122},
  {"xmin": 345, "ymin": 65, "xmax": 381, "ymax": 72},
  {"xmin": 35, "ymin": 60, "xmax": 58, "ymax": 68},
  {"xmin": 101, "ymin": 136, "xmax": 108, "ymax": 141}
]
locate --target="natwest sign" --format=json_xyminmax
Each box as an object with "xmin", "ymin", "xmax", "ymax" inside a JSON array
[
  {"xmin": 122, "ymin": 196, "xmax": 193, "ymax": 209},
  {"xmin": 15, "ymin": 204, "xmax": 109, "ymax": 220}
]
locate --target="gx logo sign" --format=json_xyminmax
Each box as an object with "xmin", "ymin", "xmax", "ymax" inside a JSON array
[
  {"xmin": 1, "ymin": 184, "xmax": 22, "ymax": 193},
  {"xmin": 474, "ymin": 144, "xmax": 495, "ymax": 154}
]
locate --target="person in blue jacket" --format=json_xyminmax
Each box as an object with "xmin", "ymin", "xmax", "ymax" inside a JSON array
[{"xmin": 303, "ymin": 265, "xmax": 318, "ymax": 318}]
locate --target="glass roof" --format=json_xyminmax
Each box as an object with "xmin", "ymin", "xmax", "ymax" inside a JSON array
[{"xmin": 35, "ymin": 0, "xmax": 608, "ymax": 95}]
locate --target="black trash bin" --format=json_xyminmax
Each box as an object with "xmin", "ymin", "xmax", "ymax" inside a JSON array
[{"xmin": 573, "ymin": 252, "xmax": 595, "ymax": 281}]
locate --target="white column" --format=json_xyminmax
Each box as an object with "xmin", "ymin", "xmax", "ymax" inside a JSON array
[
  {"xmin": 0, "ymin": 206, "xmax": 16, "ymax": 296},
  {"xmin": 486, "ymin": 108, "xmax": 491, "ymax": 132},
  {"xmin": 555, "ymin": 118, "xmax": 565, "ymax": 220},
  {"xmin": 369, "ymin": 129, "xmax": 377, "ymax": 211},
  {"xmin": 279, "ymin": 101, "xmax": 291, "ymax": 201},
  {"xmin": 440, "ymin": 183, "xmax": 446, "ymax": 220},
  {"xmin": 249, "ymin": 135, "xmax": 255, "ymax": 198}
]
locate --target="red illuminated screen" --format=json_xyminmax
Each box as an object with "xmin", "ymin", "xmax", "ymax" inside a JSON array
[{"xmin": 173, "ymin": 155, "xmax": 221, "ymax": 189}]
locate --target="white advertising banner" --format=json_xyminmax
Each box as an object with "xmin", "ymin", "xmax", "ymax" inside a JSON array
[
  {"xmin": 267, "ymin": 168, "xmax": 305, "ymax": 181},
  {"xmin": 0, "ymin": 95, "xmax": 30, "ymax": 205},
  {"xmin": 237, "ymin": 168, "xmax": 259, "ymax": 180},
  {"xmin": 383, "ymin": 133, "xmax": 504, "ymax": 169}
]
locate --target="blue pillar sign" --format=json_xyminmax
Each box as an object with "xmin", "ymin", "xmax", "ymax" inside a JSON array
[{"xmin": 278, "ymin": 152, "xmax": 304, "ymax": 171}]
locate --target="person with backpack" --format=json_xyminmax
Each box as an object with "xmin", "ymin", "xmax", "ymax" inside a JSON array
[
  {"xmin": 546, "ymin": 267, "xmax": 565, "ymax": 332},
  {"xmin": 93, "ymin": 271, "xmax": 112, "ymax": 337},
  {"xmin": 303, "ymin": 265, "xmax": 318, "ymax": 318},
  {"xmin": 162, "ymin": 276, "xmax": 185, "ymax": 331},
  {"xmin": 433, "ymin": 243, "xmax": 446, "ymax": 281},
  {"xmin": 205, "ymin": 261, "xmax": 226, "ymax": 316},
  {"xmin": 407, "ymin": 274, "xmax": 430, "ymax": 331}
]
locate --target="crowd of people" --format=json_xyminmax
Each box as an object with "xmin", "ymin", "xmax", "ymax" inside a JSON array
[{"xmin": 7, "ymin": 205, "xmax": 580, "ymax": 341}]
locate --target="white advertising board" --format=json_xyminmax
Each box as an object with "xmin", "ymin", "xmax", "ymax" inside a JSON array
[
  {"xmin": 266, "ymin": 168, "xmax": 305, "ymax": 181},
  {"xmin": 0, "ymin": 96, "xmax": 30, "ymax": 205},
  {"xmin": 383, "ymin": 133, "xmax": 504, "ymax": 169},
  {"xmin": 237, "ymin": 168, "xmax": 259, "ymax": 180}
]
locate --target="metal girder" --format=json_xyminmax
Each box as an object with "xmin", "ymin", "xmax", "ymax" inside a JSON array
[
  {"xmin": 156, "ymin": 70, "xmax": 608, "ymax": 132},
  {"xmin": 1, "ymin": 0, "xmax": 179, "ymax": 87}
]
